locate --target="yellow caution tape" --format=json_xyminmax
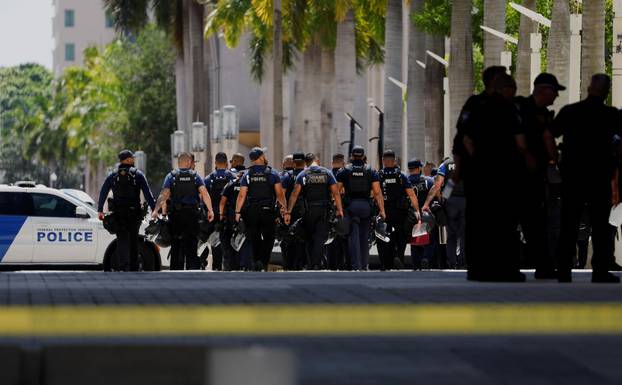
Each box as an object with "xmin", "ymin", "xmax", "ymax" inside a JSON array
[{"xmin": 0, "ymin": 303, "xmax": 620, "ymax": 336}]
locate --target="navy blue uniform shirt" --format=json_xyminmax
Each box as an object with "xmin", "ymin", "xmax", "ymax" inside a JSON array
[
  {"xmin": 98, "ymin": 164, "xmax": 155, "ymax": 212},
  {"xmin": 408, "ymin": 173, "xmax": 434, "ymax": 190},
  {"xmin": 379, "ymin": 167, "xmax": 412, "ymax": 188},
  {"xmin": 162, "ymin": 168, "xmax": 205, "ymax": 205}
]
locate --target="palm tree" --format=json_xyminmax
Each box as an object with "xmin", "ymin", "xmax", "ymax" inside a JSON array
[
  {"xmin": 383, "ymin": 0, "xmax": 403, "ymax": 157},
  {"xmin": 408, "ymin": 0, "xmax": 426, "ymax": 161},
  {"xmin": 334, "ymin": 11, "xmax": 357, "ymax": 160},
  {"xmin": 581, "ymin": 0, "xmax": 606, "ymax": 98},
  {"xmin": 424, "ymin": 34, "xmax": 445, "ymax": 163},
  {"xmin": 448, "ymin": 0, "xmax": 473, "ymax": 136},
  {"xmin": 547, "ymin": 0, "xmax": 570, "ymax": 108},
  {"xmin": 483, "ymin": 0, "xmax": 506, "ymax": 67},
  {"xmin": 273, "ymin": 0, "xmax": 284, "ymax": 163},
  {"xmin": 516, "ymin": 0, "xmax": 537, "ymax": 96}
]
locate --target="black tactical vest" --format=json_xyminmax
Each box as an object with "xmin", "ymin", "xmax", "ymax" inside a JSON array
[
  {"xmin": 247, "ymin": 167, "xmax": 274, "ymax": 205},
  {"xmin": 285, "ymin": 169, "xmax": 303, "ymax": 200},
  {"xmin": 207, "ymin": 172, "xmax": 230, "ymax": 208},
  {"xmin": 112, "ymin": 166, "xmax": 138, "ymax": 204},
  {"xmin": 303, "ymin": 168, "xmax": 330, "ymax": 203},
  {"xmin": 346, "ymin": 164, "xmax": 372, "ymax": 200},
  {"xmin": 171, "ymin": 170, "xmax": 198, "ymax": 202},
  {"xmin": 380, "ymin": 168, "xmax": 406, "ymax": 207},
  {"xmin": 412, "ymin": 176, "xmax": 430, "ymax": 207}
]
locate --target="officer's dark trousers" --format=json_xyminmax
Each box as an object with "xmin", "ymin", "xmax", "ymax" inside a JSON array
[
  {"xmin": 244, "ymin": 205, "xmax": 276, "ymax": 267},
  {"xmin": 304, "ymin": 206, "xmax": 330, "ymax": 268},
  {"xmin": 377, "ymin": 208, "xmax": 407, "ymax": 270},
  {"xmin": 347, "ymin": 199, "xmax": 371, "ymax": 270},
  {"xmin": 558, "ymin": 181, "xmax": 613, "ymax": 275},
  {"xmin": 170, "ymin": 208, "xmax": 200, "ymax": 270},
  {"xmin": 221, "ymin": 222, "xmax": 239, "ymax": 270},
  {"xmin": 114, "ymin": 212, "xmax": 141, "ymax": 271},
  {"xmin": 284, "ymin": 210, "xmax": 305, "ymax": 270},
  {"xmin": 519, "ymin": 174, "xmax": 553, "ymax": 273},
  {"xmin": 327, "ymin": 238, "xmax": 347, "ymax": 270},
  {"xmin": 445, "ymin": 196, "xmax": 466, "ymax": 269}
]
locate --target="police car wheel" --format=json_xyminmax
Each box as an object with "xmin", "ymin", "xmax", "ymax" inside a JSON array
[{"xmin": 102, "ymin": 241, "xmax": 160, "ymax": 272}]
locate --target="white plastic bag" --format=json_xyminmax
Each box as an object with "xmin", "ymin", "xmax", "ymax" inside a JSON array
[
  {"xmin": 609, "ymin": 204, "xmax": 622, "ymax": 227},
  {"xmin": 412, "ymin": 223, "xmax": 428, "ymax": 237}
]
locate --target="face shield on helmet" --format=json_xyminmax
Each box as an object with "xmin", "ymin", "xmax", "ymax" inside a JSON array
[{"xmin": 374, "ymin": 216, "xmax": 391, "ymax": 243}]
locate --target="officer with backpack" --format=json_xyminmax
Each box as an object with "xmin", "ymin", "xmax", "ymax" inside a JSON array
[
  {"xmin": 336, "ymin": 146, "xmax": 386, "ymax": 270},
  {"xmin": 152, "ymin": 152, "xmax": 215, "ymax": 270},
  {"xmin": 235, "ymin": 147, "xmax": 288, "ymax": 271},
  {"xmin": 376, "ymin": 150, "xmax": 421, "ymax": 270},
  {"xmin": 219, "ymin": 167, "xmax": 250, "ymax": 270},
  {"xmin": 285, "ymin": 153, "xmax": 344, "ymax": 270},
  {"xmin": 407, "ymin": 158, "xmax": 435, "ymax": 270},
  {"xmin": 280, "ymin": 152, "xmax": 307, "ymax": 270},
  {"xmin": 203, "ymin": 152, "xmax": 235, "ymax": 270},
  {"xmin": 98, "ymin": 150, "xmax": 156, "ymax": 271}
]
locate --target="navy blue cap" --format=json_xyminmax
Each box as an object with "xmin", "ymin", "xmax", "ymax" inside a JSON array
[
  {"xmin": 249, "ymin": 147, "xmax": 267, "ymax": 161},
  {"xmin": 351, "ymin": 145, "xmax": 365, "ymax": 157},
  {"xmin": 534, "ymin": 73, "xmax": 566, "ymax": 91},
  {"xmin": 292, "ymin": 152, "xmax": 305, "ymax": 161},
  {"xmin": 408, "ymin": 158, "xmax": 423, "ymax": 169},
  {"xmin": 118, "ymin": 150, "xmax": 134, "ymax": 161}
]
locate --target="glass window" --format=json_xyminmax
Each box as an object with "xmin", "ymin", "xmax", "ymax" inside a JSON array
[
  {"xmin": 65, "ymin": 43, "xmax": 75, "ymax": 62},
  {"xmin": 31, "ymin": 194, "xmax": 76, "ymax": 218},
  {"xmin": 64, "ymin": 9, "xmax": 75, "ymax": 27},
  {"xmin": 105, "ymin": 10, "xmax": 114, "ymax": 28},
  {"xmin": 0, "ymin": 192, "xmax": 33, "ymax": 216}
]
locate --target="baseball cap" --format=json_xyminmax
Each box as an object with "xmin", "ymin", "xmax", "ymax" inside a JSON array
[
  {"xmin": 351, "ymin": 145, "xmax": 365, "ymax": 157},
  {"xmin": 534, "ymin": 73, "xmax": 566, "ymax": 91},
  {"xmin": 382, "ymin": 149, "xmax": 396, "ymax": 158},
  {"xmin": 118, "ymin": 150, "xmax": 134, "ymax": 161},
  {"xmin": 292, "ymin": 152, "xmax": 305, "ymax": 161},
  {"xmin": 408, "ymin": 158, "xmax": 423, "ymax": 169},
  {"xmin": 249, "ymin": 147, "xmax": 267, "ymax": 161}
]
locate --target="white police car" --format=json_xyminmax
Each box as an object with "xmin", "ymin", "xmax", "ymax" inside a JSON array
[{"xmin": 0, "ymin": 184, "xmax": 164, "ymax": 270}]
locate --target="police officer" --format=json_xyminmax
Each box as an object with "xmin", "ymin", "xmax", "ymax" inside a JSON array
[
  {"xmin": 230, "ymin": 153, "xmax": 245, "ymax": 171},
  {"xmin": 152, "ymin": 152, "xmax": 215, "ymax": 270},
  {"xmin": 98, "ymin": 150, "xmax": 156, "ymax": 271},
  {"xmin": 203, "ymin": 152, "xmax": 235, "ymax": 270},
  {"xmin": 280, "ymin": 152, "xmax": 307, "ymax": 270},
  {"xmin": 377, "ymin": 150, "xmax": 421, "ymax": 270},
  {"xmin": 285, "ymin": 153, "xmax": 344, "ymax": 270},
  {"xmin": 281, "ymin": 155, "xmax": 294, "ymax": 176},
  {"xmin": 220, "ymin": 167, "xmax": 251, "ymax": 270},
  {"xmin": 408, "ymin": 159, "xmax": 435, "ymax": 270},
  {"xmin": 327, "ymin": 153, "xmax": 347, "ymax": 269},
  {"xmin": 513, "ymin": 73, "xmax": 562, "ymax": 278},
  {"xmin": 551, "ymin": 74, "xmax": 622, "ymax": 283},
  {"xmin": 235, "ymin": 147, "xmax": 288, "ymax": 271},
  {"xmin": 336, "ymin": 146, "xmax": 386, "ymax": 270}
]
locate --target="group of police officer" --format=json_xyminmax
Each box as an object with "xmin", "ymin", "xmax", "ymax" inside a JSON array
[{"xmin": 99, "ymin": 67, "xmax": 622, "ymax": 282}]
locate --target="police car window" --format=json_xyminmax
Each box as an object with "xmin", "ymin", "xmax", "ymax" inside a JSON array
[
  {"xmin": 0, "ymin": 192, "xmax": 33, "ymax": 216},
  {"xmin": 31, "ymin": 193, "xmax": 76, "ymax": 218}
]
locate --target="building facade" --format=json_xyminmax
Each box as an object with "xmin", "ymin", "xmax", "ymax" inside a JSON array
[{"xmin": 52, "ymin": 0, "xmax": 115, "ymax": 77}]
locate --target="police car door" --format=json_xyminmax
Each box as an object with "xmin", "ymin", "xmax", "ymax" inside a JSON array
[
  {"xmin": 29, "ymin": 192, "xmax": 98, "ymax": 263},
  {"xmin": 0, "ymin": 192, "xmax": 34, "ymax": 263}
]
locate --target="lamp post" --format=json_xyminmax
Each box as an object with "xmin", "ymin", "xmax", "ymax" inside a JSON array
[
  {"xmin": 425, "ymin": 50, "xmax": 450, "ymax": 158},
  {"xmin": 134, "ymin": 151, "xmax": 146, "ymax": 176},
  {"xmin": 509, "ymin": 3, "xmax": 551, "ymax": 93},
  {"xmin": 368, "ymin": 102, "xmax": 384, "ymax": 169},
  {"xmin": 342, "ymin": 113, "xmax": 364, "ymax": 157},
  {"xmin": 211, "ymin": 110, "xmax": 222, "ymax": 160},
  {"xmin": 222, "ymin": 105, "xmax": 240, "ymax": 158},
  {"xmin": 479, "ymin": 25, "xmax": 518, "ymax": 74}
]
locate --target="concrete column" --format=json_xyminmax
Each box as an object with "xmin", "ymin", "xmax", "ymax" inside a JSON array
[
  {"xmin": 443, "ymin": 77, "xmax": 450, "ymax": 158},
  {"xmin": 500, "ymin": 51, "xmax": 512, "ymax": 74},
  {"xmin": 569, "ymin": 14, "xmax": 582, "ymax": 103}
]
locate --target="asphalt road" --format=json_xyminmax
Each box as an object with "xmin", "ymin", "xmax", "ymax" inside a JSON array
[{"xmin": 1, "ymin": 270, "xmax": 621, "ymax": 385}]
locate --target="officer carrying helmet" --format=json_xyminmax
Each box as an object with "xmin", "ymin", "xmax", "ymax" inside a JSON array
[
  {"xmin": 152, "ymin": 152, "xmax": 215, "ymax": 270},
  {"xmin": 219, "ymin": 166, "xmax": 251, "ymax": 270},
  {"xmin": 336, "ymin": 145, "xmax": 386, "ymax": 270},
  {"xmin": 407, "ymin": 158, "xmax": 435, "ymax": 270},
  {"xmin": 280, "ymin": 152, "xmax": 307, "ymax": 270},
  {"xmin": 377, "ymin": 150, "xmax": 421, "ymax": 270},
  {"xmin": 285, "ymin": 153, "xmax": 344, "ymax": 270},
  {"xmin": 98, "ymin": 150, "xmax": 156, "ymax": 271},
  {"xmin": 203, "ymin": 152, "xmax": 235, "ymax": 270},
  {"xmin": 235, "ymin": 147, "xmax": 288, "ymax": 271},
  {"xmin": 327, "ymin": 153, "xmax": 347, "ymax": 269}
]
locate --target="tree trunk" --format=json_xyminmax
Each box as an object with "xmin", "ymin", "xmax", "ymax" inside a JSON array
[
  {"xmin": 334, "ymin": 11, "xmax": 357, "ymax": 159},
  {"xmin": 424, "ymin": 34, "xmax": 445, "ymax": 164},
  {"xmin": 320, "ymin": 48, "xmax": 335, "ymax": 165},
  {"xmin": 516, "ymin": 0, "xmax": 537, "ymax": 96},
  {"xmin": 294, "ymin": 43, "xmax": 322, "ymax": 155},
  {"xmin": 483, "ymin": 0, "xmax": 506, "ymax": 67},
  {"xmin": 449, "ymin": 0, "xmax": 474, "ymax": 136},
  {"xmin": 581, "ymin": 0, "xmax": 606, "ymax": 98},
  {"xmin": 181, "ymin": 0, "xmax": 194, "ymax": 153},
  {"xmin": 383, "ymin": 0, "xmax": 403, "ymax": 155},
  {"xmin": 408, "ymin": 0, "xmax": 426, "ymax": 160},
  {"xmin": 547, "ymin": 0, "xmax": 571, "ymax": 109},
  {"xmin": 260, "ymin": 56, "xmax": 275, "ymax": 162},
  {"xmin": 273, "ymin": 0, "xmax": 284, "ymax": 165}
]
